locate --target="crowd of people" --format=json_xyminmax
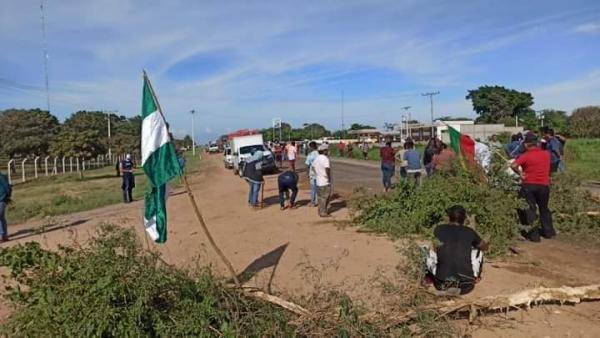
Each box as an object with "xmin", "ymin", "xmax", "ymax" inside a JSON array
[{"xmin": 242, "ymin": 141, "xmax": 333, "ymax": 217}]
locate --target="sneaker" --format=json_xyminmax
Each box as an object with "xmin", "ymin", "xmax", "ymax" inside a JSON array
[{"xmin": 0, "ymin": 235, "xmax": 9, "ymax": 243}]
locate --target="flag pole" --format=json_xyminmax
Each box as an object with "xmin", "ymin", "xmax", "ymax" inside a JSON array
[{"xmin": 143, "ymin": 71, "xmax": 241, "ymax": 287}]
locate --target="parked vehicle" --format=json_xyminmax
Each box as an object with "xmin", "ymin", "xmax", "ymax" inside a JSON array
[
  {"xmin": 231, "ymin": 134, "xmax": 276, "ymax": 176},
  {"xmin": 223, "ymin": 146, "xmax": 234, "ymax": 169},
  {"xmin": 208, "ymin": 142, "xmax": 219, "ymax": 153}
]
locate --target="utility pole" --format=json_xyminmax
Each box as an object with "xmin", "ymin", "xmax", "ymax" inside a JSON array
[
  {"xmin": 341, "ymin": 89, "xmax": 345, "ymax": 139},
  {"xmin": 39, "ymin": 0, "xmax": 50, "ymax": 113},
  {"xmin": 401, "ymin": 106, "xmax": 410, "ymax": 140},
  {"xmin": 422, "ymin": 91, "xmax": 440, "ymax": 139},
  {"xmin": 190, "ymin": 109, "xmax": 196, "ymax": 156}
]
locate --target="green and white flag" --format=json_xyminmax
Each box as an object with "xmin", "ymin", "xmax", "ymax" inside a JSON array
[{"xmin": 141, "ymin": 72, "xmax": 181, "ymax": 243}]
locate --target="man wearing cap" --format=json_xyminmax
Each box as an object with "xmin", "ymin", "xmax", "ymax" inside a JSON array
[
  {"xmin": 120, "ymin": 154, "xmax": 136, "ymax": 203},
  {"xmin": 312, "ymin": 144, "xmax": 332, "ymax": 217},
  {"xmin": 511, "ymin": 133, "xmax": 555, "ymax": 242}
]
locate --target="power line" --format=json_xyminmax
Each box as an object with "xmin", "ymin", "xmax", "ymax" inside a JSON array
[{"xmin": 421, "ymin": 91, "xmax": 440, "ymax": 138}]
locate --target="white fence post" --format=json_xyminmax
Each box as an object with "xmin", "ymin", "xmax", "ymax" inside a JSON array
[
  {"xmin": 34, "ymin": 156, "xmax": 40, "ymax": 179},
  {"xmin": 54, "ymin": 157, "xmax": 59, "ymax": 175},
  {"xmin": 76, "ymin": 157, "xmax": 80, "ymax": 172},
  {"xmin": 7, "ymin": 159, "xmax": 13, "ymax": 184},
  {"xmin": 44, "ymin": 156, "xmax": 50, "ymax": 176},
  {"xmin": 62, "ymin": 157, "xmax": 66, "ymax": 174},
  {"xmin": 21, "ymin": 158, "xmax": 28, "ymax": 183},
  {"xmin": 82, "ymin": 159, "xmax": 86, "ymax": 171},
  {"xmin": 69, "ymin": 157, "xmax": 73, "ymax": 172}
]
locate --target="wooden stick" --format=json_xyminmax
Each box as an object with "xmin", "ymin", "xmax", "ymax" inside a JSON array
[
  {"xmin": 245, "ymin": 290, "xmax": 310, "ymax": 317},
  {"xmin": 379, "ymin": 284, "xmax": 600, "ymax": 327},
  {"xmin": 182, "ymin": 174, "xmax": 241, "ymax": 287}
]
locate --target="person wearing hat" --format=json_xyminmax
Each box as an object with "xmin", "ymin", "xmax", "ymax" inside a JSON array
[
  {"xmin": 120, "ymin": 154, "xmax": 136, "ymax": 203},
  {"xmin": 312, "ymin": 144, "xmax": 332, "ymax": 217},
  {"xmin": 511, "ymin": 133, "xmax": 555, "ymax": 242}
]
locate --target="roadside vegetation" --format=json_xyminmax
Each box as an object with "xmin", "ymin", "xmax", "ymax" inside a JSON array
[
  {"xmin": 0, "ymin": 225, "xmax": 456, "ymax": 337},
  {"xmin": 350, "ymin": 157, "xmax": 600, "ymax": 256},
  {"xmin": 6, "ymin": 152, "xmax": 200, "ymax": 224},
  {"xmin": 564, "ymin": 138, "xmax": 600, "ymax": 181}
]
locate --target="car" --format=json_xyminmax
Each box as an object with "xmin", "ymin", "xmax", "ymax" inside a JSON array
[
  {"xmin": 208, "ymin": 144, "xmax": 219, "ymax": 153},
  {"xmin": 223, "ymin": 147, "xmax": 234, "ymax": 169}
]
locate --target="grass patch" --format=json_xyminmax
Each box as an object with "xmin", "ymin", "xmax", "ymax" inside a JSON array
[
  {"xmin": 328, "ymin": 143, "xmax": 426, "ymax": 161},
  {"xmin": 7, "ymin": 151, "xmax": 201, "ymax": 224},
  {"xmin": 564, "ymin": 138, "xmax": 600, "ymax": 181}
]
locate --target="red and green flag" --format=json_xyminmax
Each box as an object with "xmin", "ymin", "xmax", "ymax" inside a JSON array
[{"xmin": 448, "ymin": 126, "xmax": 475, "ymax": 161}]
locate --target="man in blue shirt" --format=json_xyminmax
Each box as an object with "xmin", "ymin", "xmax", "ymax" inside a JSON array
[
  {"xmin": 0, "ymin": 170, "xmax": 12, "ymax": 242},
  {"xmin": 403, "ymin": 141, "xmax": 422, "ymax": 186},
  {"xmin": 544, "ymin": 129, "xmax": 562, "ymax": 173}
]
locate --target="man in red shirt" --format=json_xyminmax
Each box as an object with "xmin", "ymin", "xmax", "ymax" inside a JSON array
[
  {"xmin": 380, "ymin": 140, "xmax": 395, "ymax": 191},
  {"xmin": 511, "ymin": 133, "xmax": 555, "ymax": 242}
]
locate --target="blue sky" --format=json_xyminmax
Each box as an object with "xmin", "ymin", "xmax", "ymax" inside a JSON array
[{"xmin": 1, "ymin": 0, "xmax": 599, "ymax": 142}]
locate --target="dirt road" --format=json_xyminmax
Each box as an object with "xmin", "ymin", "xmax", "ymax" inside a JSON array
[{"xmin": 2, "ymin": 154, "xmax": 600, "ymax": 336}]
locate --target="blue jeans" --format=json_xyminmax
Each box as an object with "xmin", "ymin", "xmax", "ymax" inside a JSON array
[
  {"xmin": 381, "ymin": 162, "xmax": 395, "ymax": 190},
  {"xmin": 0, "ymin": 202, "xmax": 7, "ymax": 238},
  {"xmin": 310, "ymin": 178, "xmax": 318, "ymax": 205},
  {"xmin": 248, "ymin": 182, "xmax": 261, "ymax": 206}
]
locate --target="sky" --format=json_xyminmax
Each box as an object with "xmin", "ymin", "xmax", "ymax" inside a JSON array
[{"xmin": 1, "ymin": 0, "xmax": 599, "ymax": 142}]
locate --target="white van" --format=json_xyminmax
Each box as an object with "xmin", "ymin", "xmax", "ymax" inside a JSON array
[{"xmin": 231, "ymin": 134, "xmax": 276, "ymax": 176}]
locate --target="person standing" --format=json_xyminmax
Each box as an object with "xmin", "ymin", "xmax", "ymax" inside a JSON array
[
  {"xmin": 403, "ymin": 141, "xmax": 422, "ymax": 186},
  {"xmin": 0, "ymin": 170, "xmax": 12, "ymax": 242},
  {"xmin": 243, "ymin": 150, "xmax": 264, "ymax": 208},
  {"xmin": 432, "ymin": 143, "xmax": 456, "ymax": 173},
  {"xmin": 346, "ymin": 142, "xmax": 354, "ymax": 158},
  {"xmin": 380, "ymin": 141, "xmax": 395, "ymax": 191},
  {"xmin": 395, "ymin": 141, "xmax": 408, "ymax": 180},
  {"xmin": 544, "ymin": 129, "xmax": 562, "ymax": 173},
  {"xmin": 305, "ymin": 141, "xmax": 319, "ymax": 207},
  {"xmin": 423, "ymin": 205, "xmax": 489, "ymax": 295},
  {"xmin": 361, "ymin": 141, "xmax": 370, "ymax": 160},
  {"xmin": 312, "ymin": 144, "xmax": 332, "ymax": 217},
  {"xmin": 511, "ymin": 133, "xmax": 555, "ymax": 242},
  {"xmin": 423, "ymin": 138, "xmax": 440, "ymax": 176},
  {"xmin": 120, "ymin": 154, "xmax": 136, "ymax": 203},
  {"xmin": 277, "ymin": 170, "xmax": 299, "ymax": 210},
  {"xmin": 287, "ymin": 141, "xmax": 297, "ymax": 171},
  {"xmin": 337, "ymin": 141, "xmax": 346, "ymax": 157}
]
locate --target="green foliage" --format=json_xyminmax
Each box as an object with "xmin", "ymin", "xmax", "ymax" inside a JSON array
[
  {"xmin": 349, "ymin": 123, "xmax": 376, "ymax": 130},
  {"xmin": 564, "ymin": 138, "xmax": 600, "ymax": 181},
  {"xmin": 550, "ymin": 174, "xmax": 600, "ymax": 240},
  {"xmin": 466, "ymin": 85, "xmax": 534, "ymax": 124},
  {"xmin": 0, "ymin": 108, "xmax": 59, "ymax": 157},
  {"xmin": 0, "ymin": 225, "xmax": 295, "ymax": 337},
  {"xmin": 262, "ymin": 122, "xmax": 332, "ymax": 142},
  {"xmin": 568, "ymin": 106, "xmax": 600, "ymax": 138},
  {"xmin": 351, "ymin": 165, "xmax": 523, "ymax": 257},
  {"xmin": 539, "ymin": 109, "xmax": 568, "ymax": 134}
]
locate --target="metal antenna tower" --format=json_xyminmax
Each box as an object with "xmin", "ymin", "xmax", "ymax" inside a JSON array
[{"xmin": 40, "ymin": 0, "xmax": 50, "ymax": 112}]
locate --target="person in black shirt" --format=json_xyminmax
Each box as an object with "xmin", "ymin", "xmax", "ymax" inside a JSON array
[
  {"xmin": 278, "ymin": 170, "xmax": 299, "ymax": 210},
  {"xmin": 423, "ymin": 205, "xmax": 489, "ymax": 295}
]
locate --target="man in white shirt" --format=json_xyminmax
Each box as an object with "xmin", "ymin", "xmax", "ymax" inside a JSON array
[
  {"xmin": 287, "ymin": 141, "xmax": 297, "ymax": 171},
  {"xmin": 304, "ymin": 141, "xmax": 319, "ymax": 206},
  {"xmin": 312, "ymin": 144, "xmax": 332, "ymax": 217}
]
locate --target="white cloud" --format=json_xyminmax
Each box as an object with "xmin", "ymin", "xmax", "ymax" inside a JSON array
[
  {"xmin": 574, "ymin": 22, "xmax": 600, "ymax": 33},
  {"xmin": 533, "ymin": 70, "xmax": 600, "ymax": 111}
]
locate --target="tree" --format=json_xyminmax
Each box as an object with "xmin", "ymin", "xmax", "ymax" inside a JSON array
[
  {"xmin": 569, "ymin": 106, "xmax": 600, "ymax": 138},
  {"xmin": 437, "ymin": 116, "xmax": 473, "ymax": 121},
  {"xmin": 0, "ymin": 108, "xmax": 59, "ymax": 157},
  {"xmin": 49, "ymin": 111, "xmax": 108, "ymax": 158},
  {"xmin": 539, "ymin": 109, "xmax": 568, "ymax": 133},
  {"xmin": 466, "ymin": 86, "xmax": 534, "ymax": 124},
  {"xmin": 349, "ymin": 123, "xmax": 376, "ymax": 130}
]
